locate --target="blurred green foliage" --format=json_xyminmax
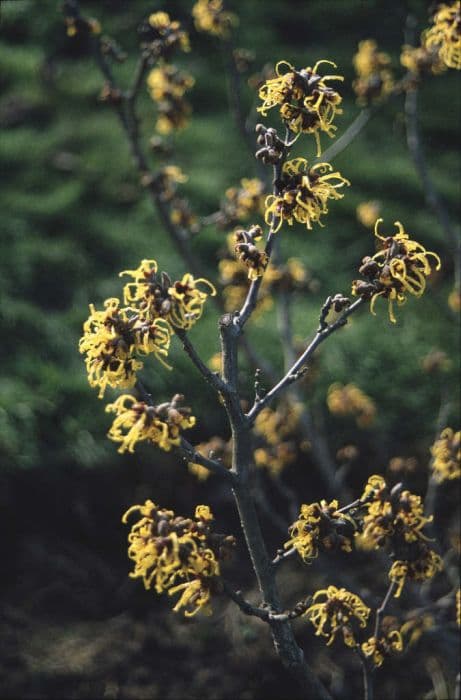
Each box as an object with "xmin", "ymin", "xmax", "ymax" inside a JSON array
[{"xmin": 0, "ymin": 0, "xmax": 459, "ymax": 480}]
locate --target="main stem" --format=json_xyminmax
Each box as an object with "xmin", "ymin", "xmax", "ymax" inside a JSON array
[{"xmin": 220, "ymin": 317, "xmax": 332, "ymax": 700}]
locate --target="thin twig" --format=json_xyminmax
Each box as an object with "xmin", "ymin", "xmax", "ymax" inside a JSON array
[
  {"xmin": 247, "ymin": 297, "xmax": 366, "ymax": 423},
  {"xmin": 174, "ymin": 328, "xmax": 227, "ymax": 394},
  {"xmin": 373, "ymin": 581, "xmax": 397, "ymax": 639},
  {"xmin": 179, "ymin": 438, "xmax": 235, "ymax": 482},
  {"xmin": 356, "ymin": 648, "xmax": 374, "ymax": 700}
]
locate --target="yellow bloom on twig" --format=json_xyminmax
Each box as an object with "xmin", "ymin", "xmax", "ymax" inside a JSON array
[
  {"xmin": 430, "ymin": 427, "xmax": 461, "ymax": 482},
  {"xmin": 106, "ymin": 393, "xmax": 195, "ymax": 453},
  {"xmin": 423, "ymin": 2, "xmax": 461, "ymax": 70},
  {"xmin": 265, "ymin": 158, "xmax": 349, "ymax": 232},
  {"xmin": 352, "ymin": 219, "xmax": 441, "ymax": 323},
  {"xmin": 122, "ymin": 500, "xmax": 226, "ymax": 616},
  {"xmin": 285, "ymin": 500, "xmax": 354, "ymax": 562},
  {"xmin": 353, "ymin": 40, "xmax": 394, "ymax": 105},
  {"xmin": 192, "ymin": 0, "xmax": 238, "ymax": 38},
  {"xmin": 304, "ymin": 585, "xmax": 370, "ymax": 647},
  {"xmin": 362, "ymin": 629, "xmax": 404, "ymax": 667},
  {"xmin": 120, "ymin": 259, "xmax": 216, "ymax": 331},
  {"xmin": 389, "ymin": 544, "xmax": 443, "ymax": 597},
  {"xmin": 258, "ymin": 60, "xmax": 343, "ymax": 155}
]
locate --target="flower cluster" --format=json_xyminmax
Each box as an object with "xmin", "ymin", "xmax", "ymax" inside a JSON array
[
  {"xmin": 352, "ymin": 219, "xmax": 441, "ymax": 323},
  {"xmin": 327, "ymin": 382, "xmax": 376, "ymax": 428},
  {"xmin": 253, "ymin": 442, "xmax": 297, "ymax": 477},
  {"xmin": 79, "ymin": 260, "xmax": 215, "ymax": 403},
  {"xmin": 78, "ymin": 297, "xmax": 170, "ymax": 398},
  {"xmin": 147, "ymin": 64, "xmax": 194, "ymax": 134},
  {"xmin": 352, "ymin": 40, "xmax": 394, "ymax": 105},
  {"xmin": 423, "ymin": 1, "xmax": 461, "ymax": 70},
  {"xmin": 234, "ymin": 225, "xmax": 268, "ymax": 281},
  {"xmin": 106, "ymin": 393, "xmax": 195, "ymax": 453},
  {"xmin": 265, "ymin": 158, "xmax": 349, "ymax": 233},
  {"xmin": 218, "ymin": 258, "xmax": 273, "ymax": 315},
  {"xmin": 120, "ymin": 259, "xmax": 216, "ymax": 331},
  {"xmin": 362, "ymin": 627, "xmax": 404, "ymax": 667},
  {"xmin": 192, "ymin": 0, "xmax": 238, "ymax": 38},
  {"xmin": 252, "ymin": 401, "xmax": 304, "ymax": 476},
  {"xmin": 400, "ymin": 44, "xmax": 446, "ymax": 79},
  {"xmin": 122, "ymin": 500, "xmax": 233, "ymax": 616},
  {"xmin": 356, "ymin": 475, "xmax": 443, "ymax": 597},
  {"xmin": 215, "ymin": 178, "xmax": 265, "ymax": 229},
  {"xmin": 285, "ymin": 500, "xmax": 355, "ymax": 562},
  {"xmin": 258, "ymin": 60, "xmax": 343, "ymax": 155},
  {"xmin": 304, "ymin": 585, "xmax": 370, "ymax": 647},
  {"xmin": 430, "ymin": 427, "xmax": 461, "ymax": 482},
  {"xmin": 139, "ymin": 11, "xmax": 190, "ymax": 59},
  {"xmin": 264, "ymin": 257, "xmax": 319, "ymax": 295}
]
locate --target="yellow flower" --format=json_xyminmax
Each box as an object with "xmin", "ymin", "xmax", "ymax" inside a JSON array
[
  {"xmin": 79, "ymin": 298, "xmax": 170, "ymax": 398},
  {"xmin": 254, "ymin": 402, "xmax": 302, "ymax": 446},
  {"xmin": 430, "ymin": 427, "xmax": 461, "ymax": 482},
  {"xmin": 362, "ymin": 629, "xmax": 404, "ymax": 667},
  {"xmin": 448, "ymin": 287, "xmax": 461, "ymax": 311},
  {"xmin": 122, "ymin": 499, "xmax": 221, "ymax": 616},
  {"xmin": 423, "ymin": 2, "xmax": 461, "ymax": 70},
  {"xmin": 400, "ymin": 44, "xmax": 447, "ymax": 77},
  {"xmin": 265, "ymin": 158, "xmax": 349, "ymax": 232},
  {"xmin": 106, "ymin": 393, "xmax": 196, "ymax": 453},
  {"xmin": 304, "ymin": 585, "xmax": 370, "ymax": 647},
  {"xmin": 146, "ymin": 65, "xmax": 194, "ymax": 134},
  {"xmin": 145, "ymin": 11, "xmax": 190, "ymax": 56},
  {"xmin": 120, "ymin": 259, "xmax": 216, "ymax": 331},
  {"xmin": 352, "ymin": 219, "xmax": 441, "ymax": 323},
  {"xmin": 218, "ymin": 178, "xmax": 266, "ymax": 228},
  {"xmin": 353, "ymin": 40, "xmax": 394, "ymax": 105},
  {"xmin": 192, "ymin": 0, "xmax": 238, "ymax": 38},
  {"xmin": 356, "ymin": 200, "xmax": 381, "ymax": 228},
  {"xmin": 285, "ymin": 501, "xmax": 354, "ymax": 562},
  {"xmin": 327, "ymin": 382, "xmax": 376, "ymax": 428},
  {"xmin": 258, "ymin": 60, "xmax": 343, "ymax": 155},
  {"xmin": 254, "ymin": 442, "xmax": 297, "ymax": 477},
  {"xmin": 389, "ymin": 544, "xmax": 443, "ymax": 597}
]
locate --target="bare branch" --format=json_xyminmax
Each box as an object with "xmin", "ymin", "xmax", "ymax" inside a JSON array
[
  {"xmin": 175, "ymin": 328, "xmax": 227, "ymax": 394},
  {"xmin": 179, "ymin": 438, "xmax": 235, "ymax": 482},
  {"xmin": 247, "ymin": 297, "xmax": 366, "ymax": 423}
]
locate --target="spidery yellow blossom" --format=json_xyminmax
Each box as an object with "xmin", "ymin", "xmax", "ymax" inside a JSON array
[
  {"xmin": 352, "ymin": 219, "xmax": 441, "ymax": 323},
  {"xmin": 145, "ymin": 12, "xmax": 190, "ymax": 56},
  {"xmin": 265, "ymin": 158, "xmax": 349, "ymax": 232},
  {"xmin": 285, "ymin": 500, "xmax": 354, "ymax": 562},
  {"xmin": 106, "ymin": 394, "xmax": 195, "ymax": 453},
  {"xmin": 122, "ymin": 500, "xmax": 225, "ymax": 616},
  {"xmin": 423, "ymin": 2, "xmax": 461, "ymax": 70},
  {"xmin": 258, "ymin": 60, "xmax": 343, "ymax": 155},
  {"xmin": 400, "ymin": 44, "xmax": 446, "ymax": 77},
  {"xmin": 362, "ymin": 629, "xmax": 404, "ymax": 667},
  {"xmin": 389, "ymin": 544, "xmax": 443, "ymax": 597},
  {"xmin": 304, "ymin": 585, "xmax": 370, "ymax": 647},
  {"xmin": 120, "ymin": 259, "xmax": 216, "ymax": 331}
]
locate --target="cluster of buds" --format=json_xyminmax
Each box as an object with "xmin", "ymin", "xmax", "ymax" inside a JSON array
[
  {"xmin": 234, "ymin": 225, "xmax": 268, "ymax": 281},
  {"xmin": 138, "ymin": 11, "xmax": 190, "ymax": 59},
  {"xmin": 122, "ymin": 500, "xmax": 235, "ymax": 616},
  {"xmin": 143, "ymin": 165, "xmax": 188, "ymax": 201},
  {"xmin": 352, "ymin": 40, "xmax": 395, "ymax": 105},
  {"xmin": 255, "ymin": 123, "xmax": 285, "ymax": 165},
  {"xmin": 106, "ymin": 393, "xmax": 195, "ymax": 453},
  {"xmin": 352, "ymin": 219, "xmax": 441, "ymax": 323}
]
